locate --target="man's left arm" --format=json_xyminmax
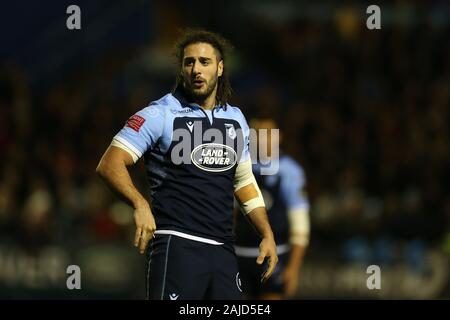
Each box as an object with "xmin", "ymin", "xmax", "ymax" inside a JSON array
[{"xmin": 234, "ymin": 158, "xmax": 278, "ymax": 283}]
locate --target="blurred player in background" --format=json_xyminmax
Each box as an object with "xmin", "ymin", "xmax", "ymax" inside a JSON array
[
  {"xmin": 96, "ymin": 29, "xmax": 278, "ymax": 300},
  {"xmin": 234, "ymin": 117, "xmax": 310, "ymax": 300}
]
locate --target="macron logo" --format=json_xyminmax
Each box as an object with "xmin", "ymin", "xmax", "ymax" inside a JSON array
[
  {"xmin": 186, "ymin": 121, "xmax": 194, "ymax": 133},
  {"xmin": 169, "ymin": 293, "xmax": 179, "ymax": 300}
]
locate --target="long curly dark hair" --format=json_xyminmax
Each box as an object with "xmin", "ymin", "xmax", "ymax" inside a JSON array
[{"xmin": 172, "ymin": 28, "xmax": 234, "ymax": 106}]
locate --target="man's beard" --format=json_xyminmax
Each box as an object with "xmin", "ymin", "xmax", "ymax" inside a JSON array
[{"xmin": 183, "ymin": 76, "xmax": 218, "ymax": 103}]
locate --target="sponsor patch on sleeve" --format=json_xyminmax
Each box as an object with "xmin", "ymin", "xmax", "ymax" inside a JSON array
[{"xmin": 125, "ymin": 115, "xmax": 146, "ymax": 132}]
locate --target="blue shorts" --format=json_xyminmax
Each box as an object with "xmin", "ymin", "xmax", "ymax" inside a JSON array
[
  {"xmin": 145, "ymin": 233, "xmax": 242, "ymax": 300},
  {"xmin": 237, "ymin": 252, "xmax": 289, "ymax": 297}
]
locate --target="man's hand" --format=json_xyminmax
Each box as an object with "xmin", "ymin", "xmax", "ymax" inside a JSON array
[
  {"xmin": 281, "ymin": 264, "xmax": 300, "ymax": 298},
  {"xmin": 256, "ymin": 236, "xmax": 278, "ymax": 283},
  {"xmin": 96, "ymin": 145, "xmax": 156, "ymax": 254},
  {"xmin": 133, "ymin": 201, "xmax": 156, "ymax": 254}
]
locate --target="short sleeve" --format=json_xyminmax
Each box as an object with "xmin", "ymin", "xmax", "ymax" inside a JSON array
[
  {"xmin": 238, "ymin": 111, "xmax": 251, "ymax": 164},
  {"xmin": 280, "ymin": 159, "xmax": 309, "ymax": 210},
  {"xmin": 113, "ymin": 104, "xmax": 165, "ymax": 159}
]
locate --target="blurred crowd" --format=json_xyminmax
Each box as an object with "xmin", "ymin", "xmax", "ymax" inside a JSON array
[{"xmin": 0, "ymin": 2, "xmax": 449, "ymax": 275}]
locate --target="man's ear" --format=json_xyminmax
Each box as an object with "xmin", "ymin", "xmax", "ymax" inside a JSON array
[{"xmin": 218, "ymin": 60, "xmax": 224, "ymax": 77}]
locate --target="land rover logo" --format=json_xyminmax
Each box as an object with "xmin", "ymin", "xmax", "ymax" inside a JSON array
[{"xmin": 191, "ymin": 143, "xmax": 237, "ymax": 172}]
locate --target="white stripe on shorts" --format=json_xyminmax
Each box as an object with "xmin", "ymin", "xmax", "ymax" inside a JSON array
[{"xmin": 155, "ymin": 230, "xmax": 224, "ymax": 245}]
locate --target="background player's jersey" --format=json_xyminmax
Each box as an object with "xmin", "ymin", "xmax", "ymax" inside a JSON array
[
  {"xmin": 114, "ymin": 91, "xmax": 250, "ymax": 245},
  {"xmin": 234, "ymin": 154, "xmax": 309, "ymax": 249}
]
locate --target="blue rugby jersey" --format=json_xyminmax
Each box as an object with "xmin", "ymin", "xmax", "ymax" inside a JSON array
[
  {"xmin": 234, "ymin": 154, "xmax": 309, "ymax": 249},
  {"xmin": 114, "ymin": 91, "xmax": 250, "ymax": 245}
]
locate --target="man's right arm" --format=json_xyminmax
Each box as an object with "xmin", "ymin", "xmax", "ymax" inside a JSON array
[
  {"xmin": 96, "ymin": 105, "xmax": 164, "ymax": 253},
  {"xmin": 96, "ymin": 145, "xmax": 156, "ymax": 254}
]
